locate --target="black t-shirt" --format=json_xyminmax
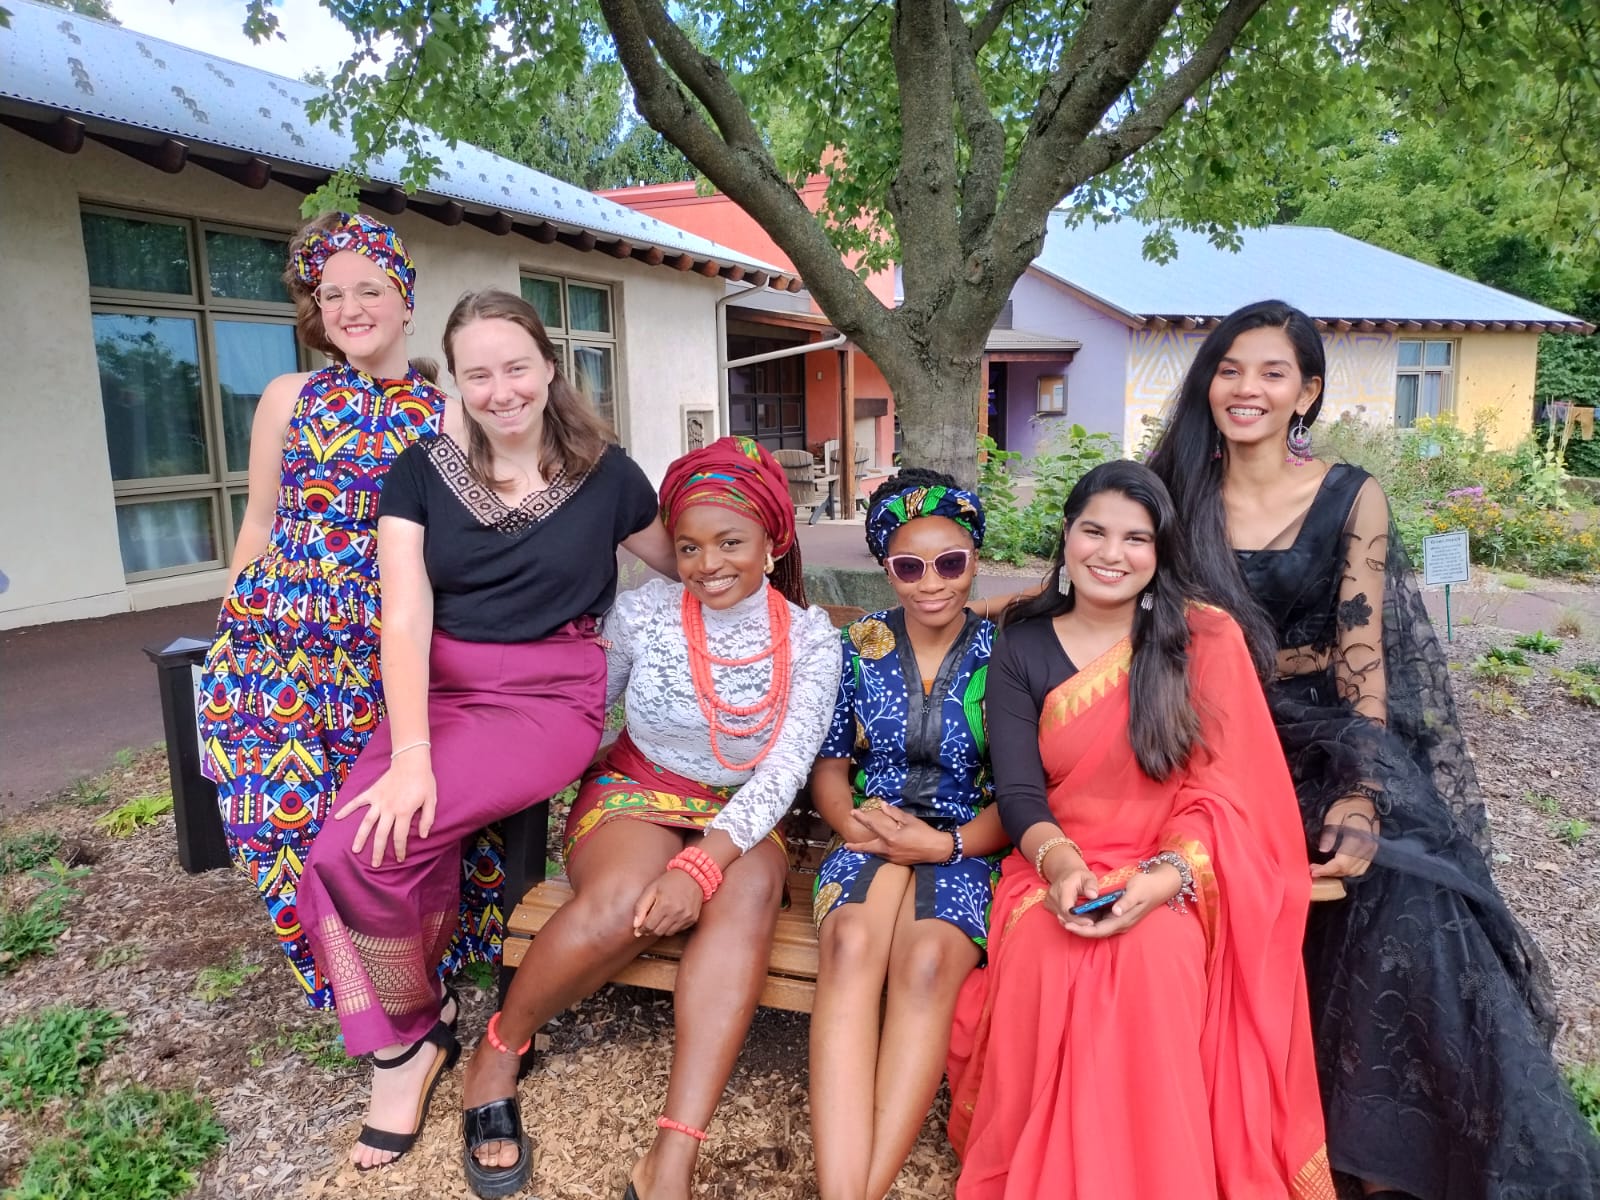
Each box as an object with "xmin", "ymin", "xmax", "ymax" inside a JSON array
[
  {"xmin": 987, "ymin": 617, "xmax": 1080, "ymax": 845},
  {"xmin": 380, "ymin": 436, "xmax": 659, "ymax": 643}
]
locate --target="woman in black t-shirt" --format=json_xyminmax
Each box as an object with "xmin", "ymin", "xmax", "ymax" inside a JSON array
[{"xmin": 298, "ymin": 289, "xmax": 676, "ymax": 1172}]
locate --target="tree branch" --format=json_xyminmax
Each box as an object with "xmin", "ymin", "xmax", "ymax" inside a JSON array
[
  {"xmin": 596, "ymin": 0, "xmax": 903, "ymax": 360},
  {"xmin": 947, "ymin": 1, "xmax": 1006, "ymax": 254},
  {"xmin": 972, "ymin": 0, "xmax": 1022, "ymax": 49},
  {"xmin": 626, "ymin": 0, "xmax": 763, "ymax": 150}
]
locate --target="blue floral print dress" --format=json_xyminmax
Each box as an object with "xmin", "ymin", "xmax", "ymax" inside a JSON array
[{"xmin": 813, "ymin": 608, "xmax": 997, "ymax": 948}]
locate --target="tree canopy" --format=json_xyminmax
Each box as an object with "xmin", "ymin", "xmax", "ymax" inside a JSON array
[{"xmin": 250, "ymin": 0, "xmax": 1600, "ymax": 479}]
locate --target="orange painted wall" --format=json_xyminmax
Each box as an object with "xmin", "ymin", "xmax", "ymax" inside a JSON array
[{"xmin": 605, "ymin": 179, "xmax": 899, "ymax": 463}]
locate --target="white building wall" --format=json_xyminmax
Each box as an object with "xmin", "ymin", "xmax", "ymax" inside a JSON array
[{"xmin": 0, "ymin": 127, "xmax": 723, "ymax": 627}]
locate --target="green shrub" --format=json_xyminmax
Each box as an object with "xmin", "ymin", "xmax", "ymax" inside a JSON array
[
  {"xmin": 93, "ymin": 794, "xmax": 173, "ymax": 838},
  {"xmin": 977, "ymin": 425, "xmax": 1118, "ymax": 563},
  {"xmin": 1568, "ymin": 1063, "xmax": 1600, "ymax": 1137},
  {"xmin": 0, "ymin": 1006, "xmax": 125, "ymax": 1113},
  {"xmin": 9, "ymin": 1085, "xmax": 226, "ymax": 1200},
  {"xmin": 0, "ymin": 832, "xmax": 63, "ymax": 876},
  {"xmin": 1513, "ymin": 631, "xmax": 1562, "ymax": 654}
]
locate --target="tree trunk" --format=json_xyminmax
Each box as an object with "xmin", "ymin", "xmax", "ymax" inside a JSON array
[{"xmin": 878, "ymin": 348, "xmax": 984, "ymax": 488}]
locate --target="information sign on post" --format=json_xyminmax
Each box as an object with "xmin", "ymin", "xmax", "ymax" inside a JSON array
[{"xmin": 1422, "ymin": 530, "xmax": 1470, "ymax": 641}]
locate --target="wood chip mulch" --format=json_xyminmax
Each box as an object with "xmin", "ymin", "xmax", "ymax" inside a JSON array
[{"xmin": 0, "ymin": 621, "xmax": 1594, "ymax": 1199}]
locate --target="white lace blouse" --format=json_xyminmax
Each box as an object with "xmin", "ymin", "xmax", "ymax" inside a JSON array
[{"xmin": 602, "ymin": 577, "xmax": 843, "ymax": 853}]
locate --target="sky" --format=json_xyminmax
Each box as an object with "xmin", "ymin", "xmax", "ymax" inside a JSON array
[{"xmin": 104, "ymin": 0, "xmax": 361, "ymax": 83}]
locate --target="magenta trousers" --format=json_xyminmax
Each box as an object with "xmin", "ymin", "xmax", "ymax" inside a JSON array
[{"xmin": 300, "ymin": 623, "xmax": 605, "ymax": 1055}]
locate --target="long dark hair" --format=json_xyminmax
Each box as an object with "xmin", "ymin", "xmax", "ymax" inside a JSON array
[
  {"xmin": 1002, "ymin": 460, "xmax": 1201, "ymax": 781},
  {"xmin": 1145, "ymin": 299, "xmax": 1323, "ymax": 675},
  {"xmin": 441, "ymin": 289, "xmax": 613, "ymax": 492}
]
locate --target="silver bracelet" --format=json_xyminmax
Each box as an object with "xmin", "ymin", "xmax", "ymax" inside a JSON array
[
  {"xmin": 941, "ymin": 826, "xmax": 965, "ymax": 867},
  {"xmin": 1137, "ymin": 850, "xmax": 1197, "ymax": 913},
  {"xmin": 390, "ymin": 739, "xmax": 432, "ymax": 760}
]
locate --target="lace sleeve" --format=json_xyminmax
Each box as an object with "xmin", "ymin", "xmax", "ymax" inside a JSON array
[
  {"xmin": 1335, "ymin": 476, "xmax": 1390, "ymax": 725},
  {"xmin": 602, "ymin": 581, "xmax": 658, "ymax": 712},
  {"xmin": 707, "ymin": 607, "xmax": 845, "ymax": 853}
]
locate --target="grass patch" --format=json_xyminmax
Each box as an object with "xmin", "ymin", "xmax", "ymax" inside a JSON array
[
  {"xmin": 0, "ymin": 1006, "xmax": 125, "ymax": 1114},
  {"xmin": 60, "ymin": 779, "xmax": 111, "ymax": 809},
  {"xmin": 1555, "ymin": 608, "xmax": 1587, "ymax": 639},
  {"xmin": 250, "ymin": 1021, "xmax": 350, "ymax": 1073},
  {"xmin": 1512, "ymin": 631, "xmax": 1562, "ymax": 655},
  {"xmin": 9, "ymin": 1085, "xmax": 226, "ymax": 1200},
  {"xmin": 0, "ymin": 831, "xmax": 63, "ymax": 876},
  {"xmin": 93, "ymin": 794, "xmax": 173, "ymax": 839},
  {"xmin": 1470, "ymin": 687, "xmax": 1525, "ymax": 717},
  {"xmin": 1568, "ymin": 1063, "xmax": 1600, "ymax": 1137},
  {"xmin": 1553, "ymin": 819, "xmax": 1592, "ymax": 847},
  {"xmin": 193, "ymin": 951, "xmax": 262, "ymax": 1002},
  {"xmin": 0, "ymin": 861, "xmax": 85, "ymax": 975},
  {"xmin": 1472, "ymin": 649, "xmax": 1534, "ymax": 684},
  {"xmin": 1499, "ymin": 573, "xmax": 1532, "ymax": 591},
  {"xmin": 1525, "ymin": 789, "xmax": 1562, "ymax": 817}
]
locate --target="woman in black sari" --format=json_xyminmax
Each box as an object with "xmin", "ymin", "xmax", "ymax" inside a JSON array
[{"xmin": 1148, "ymin": 299, "xmax": 1600, "ymax": 1199}]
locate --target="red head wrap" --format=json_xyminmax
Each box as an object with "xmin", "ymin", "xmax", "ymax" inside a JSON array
[{"xmin": 658, "ymin": 436, "xmax": 797, "ymax": 557}]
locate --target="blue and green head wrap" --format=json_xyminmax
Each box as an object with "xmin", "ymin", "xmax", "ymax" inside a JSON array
[{"xmin": 865, "ymin": 477, "xmax": 985, "ymax": 563}]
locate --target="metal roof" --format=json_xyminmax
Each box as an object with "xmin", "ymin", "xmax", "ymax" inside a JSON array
[
  {"xmin": 1031, "ymin": 213, "xmax": 1589, "ymax": 330},
  {"xmin": 0, "ymin": 0, "xmax": 790, "ymax": 283},
  {"xmin": 985, "ymin": 327, "xmax": 1080, "ymax": 355}
]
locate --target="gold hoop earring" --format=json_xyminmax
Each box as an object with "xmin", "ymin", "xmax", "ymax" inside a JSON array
[{"xmin": 764, "ymin": 551, "xmax": 776, "ymax": 575}]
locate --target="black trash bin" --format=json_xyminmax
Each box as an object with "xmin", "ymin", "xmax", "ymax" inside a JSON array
[{"xmin": 143, "ymin": 636, "xmax": 231, "ymax": 874}]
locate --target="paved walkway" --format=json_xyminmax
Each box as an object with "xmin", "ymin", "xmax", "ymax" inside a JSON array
[{"xmin": 3, "ymin": 523, "xmax": 1595, "ymax": 810}]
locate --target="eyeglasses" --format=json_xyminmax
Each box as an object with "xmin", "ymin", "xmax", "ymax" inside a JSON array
[
  {"xmin": 884, "ymin": 549, "xmax": 973, "ymax": 584},
  {"xmin": 313, "ymin": 281, "xmax": 397, "ymax": 309}
]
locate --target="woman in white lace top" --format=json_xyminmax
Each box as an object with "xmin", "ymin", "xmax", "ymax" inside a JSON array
[{"xmin": 458, "ymin": 436, "xmax": 841, "ymax": 1200}]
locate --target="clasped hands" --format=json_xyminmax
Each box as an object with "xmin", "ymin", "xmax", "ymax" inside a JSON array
[{"xmin": 843, "ymin": 802, "xmax": 955, "ymax": 866}]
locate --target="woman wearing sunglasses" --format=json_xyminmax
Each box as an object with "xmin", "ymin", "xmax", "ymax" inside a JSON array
[{"xmin": 809, "ymin": 469, "xmax": 1011, "ymax": 1200}]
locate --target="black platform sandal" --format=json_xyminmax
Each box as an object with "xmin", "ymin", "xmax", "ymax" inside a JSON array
[
  {"xmin": 354, "ymin": 1019, "xmax": 461, "ymax": 1170},
  {"xmin": 464, "ymin": 1012, "xmax": 533, "ymax": 1198}
]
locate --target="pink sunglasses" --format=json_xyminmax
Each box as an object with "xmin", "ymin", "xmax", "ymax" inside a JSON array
[{"xmin": 884, "ymin": 549, "xmax": 974, "ymax": 584}]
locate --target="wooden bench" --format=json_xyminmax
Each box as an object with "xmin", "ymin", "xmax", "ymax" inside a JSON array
[{"xmin": 499, "ymin": 602, "xmax": 1344, "ymax": 1014}]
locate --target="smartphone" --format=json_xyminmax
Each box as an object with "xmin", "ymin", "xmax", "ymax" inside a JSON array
[{"xmin": 1069, "ymin": 888, "xmax": 1126, "ymax": 921}]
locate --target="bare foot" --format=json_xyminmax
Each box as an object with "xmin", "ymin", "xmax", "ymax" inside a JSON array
[
  {"xmin": 460, "ymin": 1040, "xmax": 525, "ymax": 1171},
  {"xmin": 352, "ymin": 1039, "xmax": 449, "ymax": 1169}
]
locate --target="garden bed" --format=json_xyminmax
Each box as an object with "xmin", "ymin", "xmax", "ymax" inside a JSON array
[{"xmin": 0, "ymin": 623, "xmax": 1596, "ymax": 1198}]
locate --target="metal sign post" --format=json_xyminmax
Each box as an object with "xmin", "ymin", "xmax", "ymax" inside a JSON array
[{"xmin": 1422, "ymin": 530, "xmax": 1471, "ymax": 641}]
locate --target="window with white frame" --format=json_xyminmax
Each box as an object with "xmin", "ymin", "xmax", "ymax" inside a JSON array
[
  {"xmin": 1395, "ymin": 338, "xmax": 1455, "ymax": 427},
  {"xmin": 519, "ymin": 274, "xmax": 621, "ymax": 437},
  {"xmin": 83, "ymin": 206, "xmax": 303, "ymax": 580}
]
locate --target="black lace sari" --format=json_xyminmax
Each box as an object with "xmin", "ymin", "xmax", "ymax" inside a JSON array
[{"xmin": 1237, "ymin": 464, "xmax": 1600, "ymax": 1200}]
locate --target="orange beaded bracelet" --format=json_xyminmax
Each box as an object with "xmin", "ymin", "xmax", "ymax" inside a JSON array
[
  {"xmin": 667, "ymin": 846, "xmax": 724, "ymax": 901},
  {"xmin": 657, "ymin": 1115, "xmax": 708, "ymax": 1141}
]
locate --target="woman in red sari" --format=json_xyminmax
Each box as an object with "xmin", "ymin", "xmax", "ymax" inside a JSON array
[{"xmin": 947, "ymin": 460, "xmax": 1333, "ymax": 1199}]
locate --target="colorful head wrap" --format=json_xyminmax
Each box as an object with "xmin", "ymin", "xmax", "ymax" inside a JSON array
[
  {"xmin": 865, "ymin": 480, "xmax": 985, "ymax": 562},
  {"xmin": 659, "ymin": 436, "xmax": 797, "ymax": 557},
  {"xmin": 290, "ymin": 212, "xmax": 417, "ymax": 312}
]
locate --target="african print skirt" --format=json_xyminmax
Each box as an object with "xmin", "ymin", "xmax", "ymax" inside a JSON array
[
  {"xmin": 565, "ymin": 731, "xmax": 786, "ymax": 865},
  {"xmin": 813, "ymin": 828, "xmax": 997, "ymax": 950}
]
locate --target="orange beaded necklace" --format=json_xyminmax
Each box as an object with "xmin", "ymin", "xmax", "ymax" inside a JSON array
[{"xmin": 681, "ymin": 585, "xmax": 793, "ymax": 772}]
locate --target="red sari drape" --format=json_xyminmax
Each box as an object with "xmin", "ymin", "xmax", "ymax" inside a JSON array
[{"xmin": 947, "ymin": 607, "xmax": 1333, "ymax": 1199}]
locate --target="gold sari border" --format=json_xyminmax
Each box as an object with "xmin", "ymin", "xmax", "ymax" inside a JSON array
[
  {"xmin": 1291, "ymin": 1144, "xmax": 1337, "ymax": 1200},
  {"xmin": 1160, "ymin": 834, "xmax": 1219, "ymax": 961},
  {"xmin": 1041, "ymin": 635, "xmax": 1132, "ymax": 730}
]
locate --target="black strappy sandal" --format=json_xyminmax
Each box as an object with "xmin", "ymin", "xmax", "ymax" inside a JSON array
[
  {"xmin": 463, "ymin": 1096, "xmax": 531, "ymax": 1198},
  {"xmin": 354, "ymin": 1020, "xmax": 461, "ymax": 1170}
]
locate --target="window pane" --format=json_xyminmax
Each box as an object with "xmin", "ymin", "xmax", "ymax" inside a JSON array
[
  {"xmin": 573, "ymin": 344, "xmax": 615, "ymax": 430},
  {"xmin": 216, "ymin": 321, "xmax": 298, "ymax": 472},
  {"xmin": 82, "ymin": 211, "xmax": 191, "ymax": 295},
  {"xmin": 520, "ymin": 277, "xmax": 563, "ymax": 329},
  {"xmin": 1424, "ymin": 340, "xmax": 1453, "ymax": 367},
  {"xmin": 1421, "ymin": 372, "xmax": 1444, "ymax": 418},
  {"xmin": 206, "ymin": 230, "xmax": 290, "ymax": 302},
  {"xmin": 1396, "ymin": 339, "xmax": 1422, "ymax": 368},
  {"xmin": 1395, "ymin": 374, "xmax": 1419, "ymax": 427},
  {"xmin": 229, "ymin": 492, "xmax": 248, "ymax": 536},
  {"xmin": 569, "ymin": 284, "xmax": 611, "ymax": 333},
  {"xmin": 116, "ymin": 496, "xmax": 217, "ymax": 574},
  {"xmin": 94, "ymin": 313, "xmax": 207, "ymax": 479}
]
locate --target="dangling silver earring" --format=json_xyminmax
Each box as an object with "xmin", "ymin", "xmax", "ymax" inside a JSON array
[
  {"xmin": 1140, "ymin": 590, "xmax": 1154, "ymax": 611},
  {"xmin": 403, "ymin": 318, "xmax": 416, "ymax": 337},
  {"xmin": 1211, "ymin": 427, "xmax": 1223, "ymax": 461},
  {"xmin": 1059, "ymin": 570, "xmax": 1072, "ymax": 599},
  {"xmin": 1286, "ymin": 413, "xmax": 1313, "ymax": 459}
]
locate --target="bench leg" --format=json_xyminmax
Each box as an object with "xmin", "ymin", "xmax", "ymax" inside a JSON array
[{"xmin": 498, "ymin": 802, "xmax": 551, "ymax": 1010}]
